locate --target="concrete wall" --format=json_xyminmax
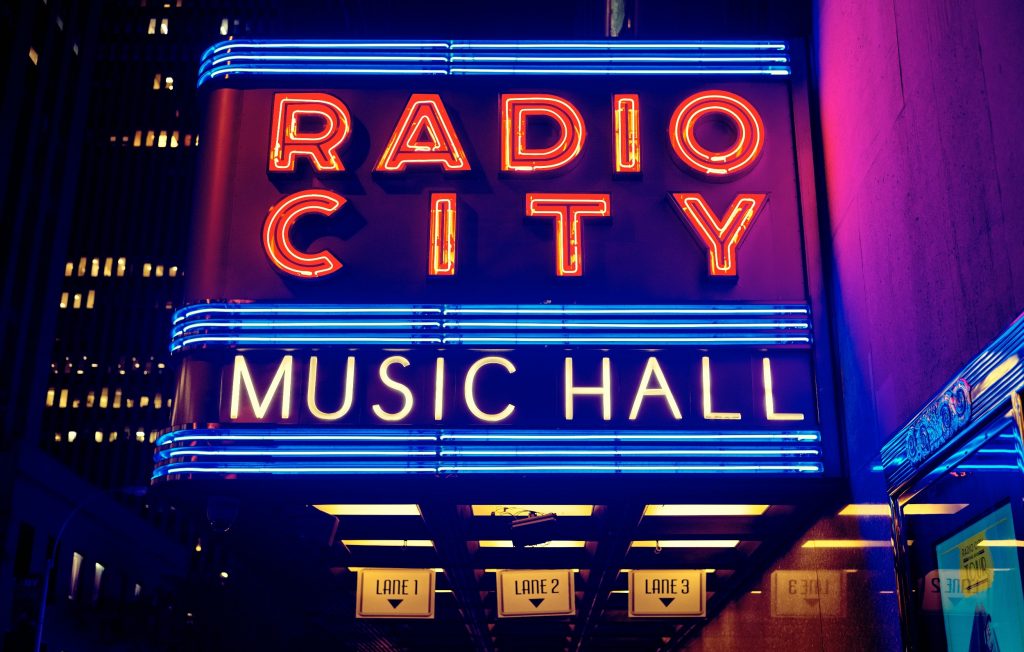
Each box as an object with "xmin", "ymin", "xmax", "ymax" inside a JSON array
[{"xmin": 816, "ymin": 0, "xmax": 1024, "ymax": 471}]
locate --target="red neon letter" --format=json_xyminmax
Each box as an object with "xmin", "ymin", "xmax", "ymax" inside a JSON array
[
  {"xmin": 502, "ymin": 94, "xmax": 586, "ymax": 172},
  {"xmin": 613, "ymin": 94, "xmax": 640, "ymax": 173},
  {"xmin": 526, "ymin": 194, "xmax": 610, "ymax": 276},
  {"xmin": 375, "ymin": 94, "xmax": 470, "ymax": 172},
  {"xmin": 671, "ymin": 193, "xmax": 766, "ymax": 277},
  {"xmin": 269, "ymin": 93, "xmax": 351, "ymax": 172},
  {"xmin": 428, "ymin": 193, "xmax": 457, "ymax": 276},
  {"xmin": 262, "ymin": 190, "xmax": 346, "ymax": 278},
  {"xmin": 669, "ymin": 90, "xmax": 764, "ymax": 178}
]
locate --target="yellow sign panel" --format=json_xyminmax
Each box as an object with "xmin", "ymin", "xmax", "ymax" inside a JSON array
[
  {"xmin": 628, "ymin": 570, "xmax": 706, "ymax": 617},
  {"xmin": 356, "ymin": 568, "xmax": 435, "ymax": 619},
  {"xmin": 958, "ymin": 531, "xmax": 994, "ymax": 596},
  {"xmin": 496, "ymin": 569, "xmax": 575, "ymax": 617},
  {"xmin": 770, "ymin": 570, "xmax": 844, "ymax": 618}
]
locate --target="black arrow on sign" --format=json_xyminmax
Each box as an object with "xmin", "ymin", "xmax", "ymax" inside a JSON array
[
  {"xmin": 529, "ymin": 598, "xmax": 545, "ymax": 608},
  {"xmin": 659, "ymin": 598, "xmax": 675, "ymax": 607},
  {"xmin": 388, "ymin": 599, "xmax": 404, "ymax": 609}
]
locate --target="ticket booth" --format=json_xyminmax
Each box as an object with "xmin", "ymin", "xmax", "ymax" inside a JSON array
[{"xmin": 884, "ymin": 315, "xmax": 1024, "ymax": 650}]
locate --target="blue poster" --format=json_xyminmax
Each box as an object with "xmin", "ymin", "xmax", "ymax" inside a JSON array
[{"xmin": 937, "ymin": 503, "xmax": 1024, "ymax": 651}]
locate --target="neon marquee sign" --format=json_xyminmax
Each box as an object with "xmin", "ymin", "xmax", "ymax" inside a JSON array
[
  {"xmin": 158, "ymin": 40, "xmax": 836, "ymax": 481},
  {"xmin": 262, "ymin": 89, "xmax": 764, "ymax": 279}
]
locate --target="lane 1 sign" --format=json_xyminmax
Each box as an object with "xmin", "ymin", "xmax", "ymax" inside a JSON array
[
  {"xmin": 628, "ymin": 570, "xmax": 706, "ymax": 617},
  {"xmin": 356, "ymin": 568, "xmax": 435, "ymax": 619},
  {"xmin": 496, "ymin": 569, "xmax": 575, "ymax": 618}
]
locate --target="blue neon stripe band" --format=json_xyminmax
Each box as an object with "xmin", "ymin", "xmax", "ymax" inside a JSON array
[
  {"xmin": 196, "ymin": 39, "xmax": 791, "ymax": 87},
  {"xmin": 169, "ymin": 302, "xmax": 813, "ymax": 352}
]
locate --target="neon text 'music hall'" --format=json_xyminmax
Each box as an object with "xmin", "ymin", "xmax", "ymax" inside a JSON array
[{"xmin": 226, "ymin": 352, "xmax": 805, "ymax": 426}]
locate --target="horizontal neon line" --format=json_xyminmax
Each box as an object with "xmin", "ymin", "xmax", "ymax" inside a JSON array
[
  {"xmin": 438, "ymin": 449, "xmax": 820, "ymax": 456},
  {"xmin": 440, "ymin": 321, "xmax": 808, "ymax": 329},
  {"xmin": 443, "ymin": 336, "xmax": 809, "ymax": 343},
  {"xmin": 449, "ymin": 42, "xmax": 787, "ymax": 51},
  {"xmin": 437, "ymin": 464, "xmax": 820, "ymax": 472},
  {"xmin": 438, "ymin": 432, "xmax": 820, "ymax": 441},
  {"xmin": 176, "ymin": 320, "xmax": 442, "ymax": 334},
  {"xmin": 443, "ymin": 307, "xmax": 808, "ymax": 315},
  {"xmin": 156, "ymin": 466, "xmax": 437, "ymax": 475},
  {"xmin": 175, "ymin": 304, "xmax": 807, "ymax": 320},
  {"xmin": 154, "ymin": 463, "xmax": 820, "ymax": 476},
  {"xmin": 450, "ymin": 67, "xmax": 790, "ymax": 76},
  {"xmin": 449, "ymin": 56, "xmax": 789, "ymax": 63},
  {"xmin": 157, "ymin": 429, "xmax": 820, "ymax": 447},
  {"xmin": 166, "ymin": 450, "xmax": 436, "ymax": 458}
]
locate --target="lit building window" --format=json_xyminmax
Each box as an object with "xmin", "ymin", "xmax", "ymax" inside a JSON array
[
  {"xmin": 154, "ymin": 393, "xmax": 163, "ymax": 409},
  {"xmin": 90, "ymin": 258, "xmax": 99, "ymax": 277},
  {"xmin": 103, "ymin": 258, "xmax": 113, "ymax": 276},
  {"xmin": 67, "ymin": 430, "xmax": 77, "ymax": 442},
  {"xmin": 58, "ymin": 389, "xmax": 68, "ymax": 408},
  {"xmin": 160, "ymin": 18, "xmax": 169, "ymax": 34},
  {"xmin": 85, "ymin": 391, "xmax": 95, "ymax": 408},
  {"xmin": 155, "ymin": 264, "xmax": 164, "ymax": 277},
  {"xmin": 116, "ymin": 257, "xmax": 126, "ymax": 277},
  {"xmin": 59, "ymin": 292, "xmax": 68, "ymax": 309},
  {"xmin": 64, "ymin": 262, "xmax": 73, "ymax": 277},
  {"xmin": 183, "ymin": 134, "xmax": 192, "ymax": 147},
  {"xmin": 113, "ymin": 388, "xmax": 122, "ymax": 408},
  {"xmin": 125, "ymin": 398, "xmax": 134, "ymax": 408},
  {"xmin": 108, "ymin": 432, "xmax": 117, "ymax": 442},
  {"xmin": 147, "ymin": 18, "xmax": 156, "ymax": 34},
  {"xmin": 99, "ymin": 388, "xmax": 109, "ymax": 408},
  {"xmin": 134, "ymin": 583, "xmax": 142, "ymax": 599},
  {"xmin": 85, "ymin": 290, "xmax": 95, "ymax": 309},
  {"xmin": 165, "ymin": 76, "xmax": 174, "ymax": 90},
  {"xmin": 157, "ymin": 131, "xmax": 167, "ymax": 148},
  {"xmin": 145, "ymin": 131, "xmax": 155, "ymax": 147},
  {"xmin": 54, "ymin": 432, "xmax": 62, "ymax": 442},
  {"xmin": 28, "ymin": 47, "xmax": 39, "ymax": 65},
  {"xmin": 170, "ymin": 130, "xmax": 179, "ymax": 148},
  {"xmin": 45, "ymin": 388, "xmax": 55, "ymax": 407},
  {"xmin": 220, "ymin": 18, "xmax": 229, "ymax": 35},
  {"xmin": 135, "ymin": 430, "xmax": 145, "ymax": 442},
  {"xmin": 168, "ymin": 265, "xmax": 178, "ymax": 277},
  {"xmin": 133, "ymin": 130, "xmax": 142, "ymax": 147},
  {"xmin": 72, "ymin": 293, "xmax": 81, "ymax": 309},
  {"xmin": 149, "ymin": 431, "xmax": 158, "ymax": 443},
  {"xmin": 142, "ymin": 263, "xmax": 152, "ymax": 277},
  {"xmin": 140, "ymin": 395, "xmax": 150, "ymax": 408},
  {"xmin": 69, "ymin": 552, "xmax": 83, "ymax": 599},
  {"xmin": 94, "ymin": 431, "xmax": 102, "ymax": 443},
  {"xmin": 152, "ymin": 73, "xmax": 161, "ymax": 89}
]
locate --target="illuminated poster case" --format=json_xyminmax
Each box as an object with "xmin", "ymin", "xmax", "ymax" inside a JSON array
[{"xmin": 158, "ymin": 40, "xmax": 837, "ymax": 485}]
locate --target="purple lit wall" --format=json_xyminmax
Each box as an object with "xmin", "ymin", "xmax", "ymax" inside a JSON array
[{"xmin": 816, "ymin": 0, "xmax": 1024, "ymax": 469}]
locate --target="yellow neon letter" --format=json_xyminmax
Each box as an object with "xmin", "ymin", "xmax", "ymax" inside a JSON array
[
  {"xmin": 762, "ymin": 357, "xmax": 804, "ymax": 421},
  {"xmin": 464, "ymin": 356, "xmax": 516, "ymax": 422},
  {"xmin": 230, "ymin": 354, "xmax": 293, "ymax": 420},
  {"xmin": 628, "ymin": 357, "xmax": 682, "ymax": 420},
  {"xmin": 306, "ymin": 356, "xmax": 355, "ymax": 421},
  {"xmin": 564, "ymin": 357, "xmax": 611, "ymax": 420},
  {"xmin": 701, "ymin": 356, "xmax": 741, "ymax": 420},
  {"xmin": 434, "ymin": 357, "xmax": 445, "ymax": 421},
  {"xmin": 372, "ymin": 355, "xmax": 414, "ymax": 421}
]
